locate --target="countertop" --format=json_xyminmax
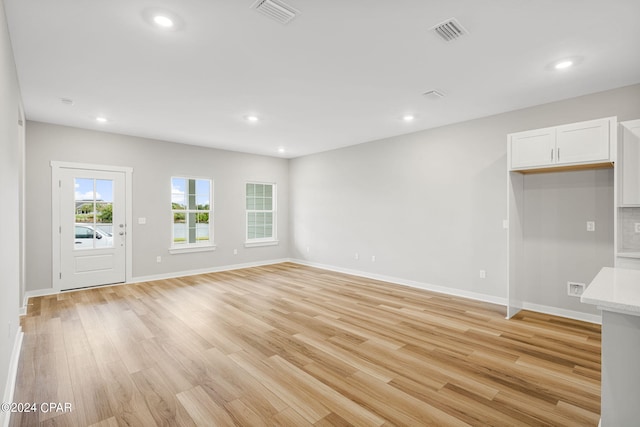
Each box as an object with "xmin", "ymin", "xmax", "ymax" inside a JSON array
[{"xmin": 581, "ymin": 267, "xmax": 640, "ymax": 316}]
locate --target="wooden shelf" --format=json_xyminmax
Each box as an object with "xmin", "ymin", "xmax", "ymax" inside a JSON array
[{"xmin": 512, "ymin": 161, "xmax": 614, "ymax": 175}]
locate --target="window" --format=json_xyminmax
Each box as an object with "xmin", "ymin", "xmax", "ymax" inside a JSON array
[
  {"xmin": 171, "ymin": 177, "xmax": 214, "ymax": 251},
  {"xmin": 246, "ymin": 182, "xmax": 277, "ymax": 246},
  {"xmin": 74, "ymin": 177, "xmax": 114, "ymax": 250}
]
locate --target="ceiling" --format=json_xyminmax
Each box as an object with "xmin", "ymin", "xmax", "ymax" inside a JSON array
[{"xmin": 5, "ymin": 0, "xmax": 640, "ymax": 158}]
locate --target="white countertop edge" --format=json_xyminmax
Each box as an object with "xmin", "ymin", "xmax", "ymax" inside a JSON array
[
  {"xmin": 580, "ymin": 300, "xmax": 640, "ymax": 317},
  {"xmin": 581, "ymin": 267, "xmax": 640, "ymax": 317}
]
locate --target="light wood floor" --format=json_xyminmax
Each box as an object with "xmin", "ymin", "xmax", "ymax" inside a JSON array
[{"xmin": 11, "ymin": 263, "xmax": 601, "ymax": 426}]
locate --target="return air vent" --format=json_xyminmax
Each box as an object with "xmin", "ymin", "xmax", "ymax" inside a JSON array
[
  {"xmin": 430, "ymin": 18, "xmax": 468, "ymax": 41},
  {"xmin": 251, "ymin": 0, "xmax": 298, "ymax": 25}
]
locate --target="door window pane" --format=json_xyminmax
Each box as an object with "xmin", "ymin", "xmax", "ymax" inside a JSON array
[{"xmin": 74, "ymin": 178, "xmax": 114, "ymax": 250}]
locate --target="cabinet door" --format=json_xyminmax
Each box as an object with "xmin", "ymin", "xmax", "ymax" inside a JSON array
[
  {"xmin": 555, "ymin": 118, "xmax": 610, "ymax": 165},
  {"xmin": 509, "ymin": 128, "xmax": 555, "ymax": 170},
  {"xmin": 620, "ymin": 120, "xmax": 640, "ymax": 206}
]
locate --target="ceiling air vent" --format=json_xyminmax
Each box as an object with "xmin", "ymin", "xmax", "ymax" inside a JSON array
[
  {"xmin": 423, "ymin": 90, "xmax": 445, "ymax": 99},
  {"xmin": 251, "ymin": 0, "xmax": 298, "ymax": 25},
  {"xmin": 430, "ymin": 18, "xmax": 468, "ymax": 41}
]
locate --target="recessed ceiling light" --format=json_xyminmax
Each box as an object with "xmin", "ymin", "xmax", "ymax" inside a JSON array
[
  {"xmin": 547, "ymin": 56, "xmax": 583, "ymax": 72},
  {"xmin": 554, "ymin": 60, "xmax": 574, "ymax": 70},
  {"xmin": 245, "ymin": 115, "xmax": 259, "ymax": 123},
  {"xmin": 278, "ymin": 147, "xmax": 286, "ymax": 154},
  {"xmin": 402, "ymin": 114, "xmax": 415, "ymax": 122},
  {"xmin": 95, "ymin": 116, "xmax": 108, "ymax": 123},
  {"xmin": 142, "ymin": 8, "xmax": 183, "ymax": 31},
  {"xmin": 153, "ymin": 15, "xmax": 174, "ymax": 28}
]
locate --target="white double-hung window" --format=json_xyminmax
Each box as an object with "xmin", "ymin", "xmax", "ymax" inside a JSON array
[
  {"xmin": 170, "ymin": 177, "xmax": 215, "ymax": 253},
  {"xmin": 245, "ymin": 182, "xmax": 278, "ymax": 247}
]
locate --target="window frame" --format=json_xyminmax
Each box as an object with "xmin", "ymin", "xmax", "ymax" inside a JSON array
[
  {"xmin": 169, "ymin": 176, "xmax": 216, "ymax": 254},
  {"xmin": 245, "ymin": 181, "xmax": 278, "ymax": 247}
]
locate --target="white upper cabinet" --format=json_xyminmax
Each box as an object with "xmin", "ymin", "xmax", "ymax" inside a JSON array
[
  {"xmin": 509, "ymin": 127, "xmax": 556, "ymax": 169},
  {"xmin": 509, "ymin": 117, "xmax": 615, "ymax": 172},
  {"xmin": 555, "ymin": 118, "xmax": 611, "ymax": 165},
  {"xmin": 620, "ymin": 119, "xmax": 640, "ymax": 206}
]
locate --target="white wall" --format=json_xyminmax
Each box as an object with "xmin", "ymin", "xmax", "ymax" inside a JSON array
[
  {"xmin": 522, "ymin": 169, "xmax": 613, "ymax": 316},
  {"xmin": 25, "ymin": 121, "xmax": 289, "ymax": 292},
  {"xmin": 290, "ymin": 84, "xmax": 640, "ymax": 314},
  {"xmin": 0, "ymin": 0, "xmax": 23, "ymax": 417}
]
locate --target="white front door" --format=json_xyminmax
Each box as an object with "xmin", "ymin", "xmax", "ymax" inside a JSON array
[{"xmin": 55, "ymin": 166, "xmax": 127, "ymax": 290}]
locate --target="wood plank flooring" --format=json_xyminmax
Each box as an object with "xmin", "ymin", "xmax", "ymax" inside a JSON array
[{"xmin": 10, "ymin": 263, "xmax": 601, "ymax": 426}]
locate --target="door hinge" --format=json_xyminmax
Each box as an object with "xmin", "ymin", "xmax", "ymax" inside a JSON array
[
  {"xmin": 59, "ymin": 273, "xmax": 62, "ymax": 279},
  {"xmin": 59, "ymin": 180, "xmax": 62, "ymax": 188},
  {"xmin": 59, "ymin": 226, "xmax": 61, "ymax": 234}
]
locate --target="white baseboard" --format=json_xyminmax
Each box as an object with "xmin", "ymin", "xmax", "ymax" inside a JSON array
[
  {"xmin": 128, "ymin": 258, "xmax": 291, "ymax": 284},
  {"xmin": 21, "ymin": 258, "xmax": 292, "ymax": 311},
  {"xmin": 521, "ymin": 301, "xmax": 601, "ymax": 324},
  {"xmin": 1, "ymin": 327, "xmax": 23, "ymax": 427},
  {"xmin": 290, "ymin": 259, "xmax": 508, "ymax": 307}
]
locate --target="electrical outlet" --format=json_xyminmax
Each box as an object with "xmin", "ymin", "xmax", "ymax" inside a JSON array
[
  {"xmin": 502, "ymin": 219, "xmax": 509, "ymax": 229},
  {"xmin": 138, "ymin": 217, "xmax": 146, "ymax": 225},
  {"xmin": 355, "ymin": 252, "xmax": 359, "ymax": 260},
  {"xmin": 371, "ymin": 255, "xmax": 376, "ymax": 263},
  {"xmin": 635, "ymin": 223, "xmax": 640, "ymax": 233},
  {"xmin": 479, "ymin": 270, "xmax": 486, "ymax": 279},
  {"xmin": 306, "ymin": 246, "xmax": 310, "ymax": 253},
  {"xmin": 586, "ymin": 221, "xmax": 595, "ymax": 232},
  {"xmin": 567, "ymin": 281, "xmax": 585, "ymax": 297},
  {"xmin": 156, "ymin": 256, "xmax": 162, "ymax": 263},
  {"xmin": 233, "ymin": 249, "xmax": 238, "ymax": 255}
]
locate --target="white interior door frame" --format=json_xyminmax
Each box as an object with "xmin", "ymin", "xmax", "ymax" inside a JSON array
[{"xmin": 51, "ymin": 161, "xmax": 133, "ymax": 291}]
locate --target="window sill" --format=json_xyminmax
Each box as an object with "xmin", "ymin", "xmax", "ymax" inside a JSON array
[
  {"xmin": 168, "ymin": 244, "xmax": 217, "ymax": 254},
  {"xmin": 244, "ymin": 240, "xmax": 279, "ymax": 248}
]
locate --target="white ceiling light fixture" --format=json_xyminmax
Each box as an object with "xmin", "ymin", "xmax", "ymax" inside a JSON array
[
  {"xmin": 402, "ymin": 114, "xmax": 415, "ymax": 122},
  {"xmin": 548, "ymin": 56, "xmax": 583, "ymax": 72},
  {"xmin": 142, "ymin": 8, "xmax": 184, "ymax": 31},
  {"xmin": 554, "ymin": 60, "xmax": 573, "ymax": 70},
  {"xmin": 278, "ymin": 147, "xmax": 286, "ymax": 154},
  {"xmin": 95, "ymin": 116, "xmax": 108, "ymax": 123},
  {"xmin": 153, "ymin": 15, "xmax": 174, "ymax": 28},
  {"xmin": 245, "ymin": 115, "xmax": 259, "ymax": 123}
]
